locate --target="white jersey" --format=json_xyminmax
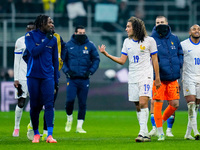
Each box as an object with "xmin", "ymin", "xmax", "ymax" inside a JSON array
[
  {"xmin": 121, "ymin": 36, "xmax": 158, "ymax": 83},
  {"xmin": 181, "ymin": 38, "xmax": 200, "ymax": 83},
  {"xmin": 14, "ymin": 36, "xmax": 27, "ymax": 81}
]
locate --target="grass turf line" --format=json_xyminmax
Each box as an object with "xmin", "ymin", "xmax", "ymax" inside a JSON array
[{"xmin": 0, "ymin": 111, "xmax": 199, "ymax": 150}]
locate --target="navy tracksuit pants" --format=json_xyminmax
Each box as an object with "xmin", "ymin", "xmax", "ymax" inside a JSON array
[
  {"xmin": 66, "ymin": 78, "xmax": 89, "ymax": 120},
  {"xmin": 27, "ymin": 77, "xmax": 54, "ymax": 130}
]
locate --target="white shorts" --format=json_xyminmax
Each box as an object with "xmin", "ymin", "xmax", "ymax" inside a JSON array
[
  {"xmin": 128, "ymin": 79, "xmax": 153, "ymax": 102},
  {"xmin": 66, "ymin": 2, "xmax": 86, "ymax": 19},
  {"xmin": 183, "ymin": 80, "xmax": 200, "ymax": 99},
  {"xmin": 15, "ymin": 80, "xmax": 29, "ymax": 99}
]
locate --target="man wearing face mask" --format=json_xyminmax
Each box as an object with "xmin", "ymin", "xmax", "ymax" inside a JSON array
[
  {"xmin": 149, "ymin": 16, "xmax": 183, "ymax": 141},
  {"xmin": 62, "ymin": 25, "xmax": 100, "ymax": 133}
]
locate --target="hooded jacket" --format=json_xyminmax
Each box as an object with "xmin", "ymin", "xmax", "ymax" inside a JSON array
[
  {"xmin": 62, "ymin": 34, "xmax": 100, "ymax": 78},
  {"xmin": 151, "ymin": 26, "xmax": 183, "ymax": 81}
]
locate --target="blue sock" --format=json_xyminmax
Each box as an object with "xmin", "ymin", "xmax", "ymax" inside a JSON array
[
  {"xmin": 34, "ymin": 129, "xmax": 40, "ymax": 135},
  {"xmin": 47, "ymin": 127, "xmax": 53, "ymax": 136},
  {"xmin": 151, "ymin": 113, "xmax": 156, "ymax": 127},
  {"xmin": 167, "ymin": 115, "xmax": 175, "ymax": 128}
]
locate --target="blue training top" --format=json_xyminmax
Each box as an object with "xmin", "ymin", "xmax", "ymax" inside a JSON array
[{"xmin": 25, "ymin": 29, "xmax": 59, "ymax": 84}]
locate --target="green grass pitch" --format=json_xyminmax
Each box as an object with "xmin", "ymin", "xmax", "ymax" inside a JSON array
[{"xmin": 0, "ymin": 111, "xmax": 199, "ymax": 150}]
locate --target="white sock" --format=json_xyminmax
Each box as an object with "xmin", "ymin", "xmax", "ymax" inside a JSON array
[
  {"xmin": 145, "ymin": 108, "xmax": 149, "ymax": 136},
  {"xmin": 43, "ymin": 130, "xmax": 48, "ymax": 135},
  {"xmin": 196, "ymin": 104, "xmax": 199, "ymax": 116},
  {"xmin": 185, "ymin": 121, "xmax": 192, "ymax": 136},
  {"xmin": 188, "ymin": 102, "xmax": 199, "ymax": 135},
  {"xmin": 29, "ymin": 120, "xmax": 33, "ymax": 128},
  {"xmin": 77, "ymin": 119, "xmax": 84, "ymax": 128},
  {"xmin": 136, "ymin": 111, "xmax": 140, "ymax": 123},
  {"xmin": 167, "ymin": 128, "xmax": 172, "ymax": 132},
  {"xmin": 14, "ymin": 105, "xmax": 23, "ymax": 129},
  {"xmin": 157, "ymin": 127, "xmax": 164, "ymax": 135},
  {"xmin": 138, "ymin": 108, "xmax": 148, "ymax": 136},
  {"xmin": 67, "ymin": 114, "xmax": 73, "ymax": 122}
]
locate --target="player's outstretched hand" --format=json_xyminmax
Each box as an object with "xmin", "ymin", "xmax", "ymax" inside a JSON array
[{"xmin": 98, "ymin": 44, "xmax": 108, "ymax": 56}]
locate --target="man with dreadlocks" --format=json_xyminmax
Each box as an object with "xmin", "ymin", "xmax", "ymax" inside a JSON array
[
  {"xmin": 98, "ymin": 16, "xmax": 161, "ymax": 142},
  {"xmin": 25, "ymin": 14, "xmax": 58, "ymax": 143},
  {"xmin": 26, "ymin": 19, "xmax": 65, "ymax": 142}
]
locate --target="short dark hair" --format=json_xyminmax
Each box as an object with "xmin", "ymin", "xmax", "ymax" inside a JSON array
[
  {"xmin": 75, "ymin": 25, "xmax": 85, "ymax": 33},
  {"xmin": 156, "ymin": 16, "xmax": 168, "ymax": 22},
  {"xmin": 34, "ymin": 14, "xmax": 49, "ymax": 29}
]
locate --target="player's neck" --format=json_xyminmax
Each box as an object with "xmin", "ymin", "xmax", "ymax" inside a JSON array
[
  {"xmin": 190, "ymin": 37, "xmax": 200, "ymax": 44},
  {"xmin": 132, "ymin": 37, "xmax": 138, "ymax": 41}
]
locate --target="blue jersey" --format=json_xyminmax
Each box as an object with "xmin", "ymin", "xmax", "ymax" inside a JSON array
[{"xmin": 25, "ymin": 29, "xmax": 59, "ymax": 83}]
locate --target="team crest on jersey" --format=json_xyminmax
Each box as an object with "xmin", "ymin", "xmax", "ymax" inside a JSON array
[
  {"xmin": 140, "ymin": 45, "xmax": 145, "ymax": 52},
  {"xmin": 26, "ymin": 33, "xmax": 30, "ymax": 37},
  {"xmin": 186, "ymin": 89, "xmax": 189, "ymax": 92},
  {"xmin": 83, "ymin": 46, "xmax": 89, "ymax": 54},
  {"xmin": 171, "ymin": 41, "xmax": 176, "ymax": 49}
]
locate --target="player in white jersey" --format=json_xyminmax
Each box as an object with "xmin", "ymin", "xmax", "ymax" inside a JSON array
[
  {"xmin": 181, "ymin": 24, "xmax": 200, "ymax": 140},
  {"xmin": 98, "ymin": 16, "xmax": 161, "ymax": 142},
  {"xmin": 12, "ymin": 22, "xmax": 35, "ymax": 137}
]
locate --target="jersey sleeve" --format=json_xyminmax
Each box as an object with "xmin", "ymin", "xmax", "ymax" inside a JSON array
[
  {"xmin": 121, "ymin": 39, "xmax": 128, "ymax": 56},
  {"xmin": 14, "ymin": 38, "xmax": 23, "ymax": 81},
  {"xmin": 149, "ymin": 37, "xmax": 158, "ymax": 55},
  {"xmin": 25, "ymin": 31, "xmax": 51, "ymax": 57}
]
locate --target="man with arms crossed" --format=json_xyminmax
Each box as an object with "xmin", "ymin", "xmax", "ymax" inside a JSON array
[
  {"xmin": 98, "ymin": 16, "xmax": 161, "ymax": 142},
  {"xmin": 181, "ymin": 24, "xmax": 200, "ymax": 140}
]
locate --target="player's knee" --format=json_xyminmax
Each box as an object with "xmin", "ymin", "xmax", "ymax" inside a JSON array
[
  {"xmin": 170, "ymin": 101, "xmax": 179, "ymax": 108},
  {"xmin": 44, "ymin": 103, "xmax": 53, "ymax": 111},
  {"xmin": 18, "ymin": 98, "xmax": 26, "ymax": 108},
  {"xmin": 18, "ymin": 102, "xmax": 25, "ymax": 108},
  {"xmin": 172, "ymin": 103, "xmax": 179, "ymax": 108}
]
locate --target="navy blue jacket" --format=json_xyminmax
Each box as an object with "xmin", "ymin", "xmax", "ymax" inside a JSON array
[
  {"xmin": 151, "ymin": 26, "xmax": 183, "ymax": 81},
  {"xmin": 25, "ymin": 29, "xmax": 59, "ymax": 83},
  {"xmin": 62, "ymin": 34, "xmax": 100, "ymax": 78}
]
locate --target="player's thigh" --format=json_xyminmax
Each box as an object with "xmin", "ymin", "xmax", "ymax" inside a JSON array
[
  {"xmin": 183, "ymin": 80, "xmax": 196, "ymax": 97},
  {"xmin": 128, "ymin": 83, "xmax": 139, "ymax": 102},
  {"xmin": 166, "ymin": 80, "xmax": 180, "ymax": 100},
  {"xmin": 77, "ymin": 79, "xmax": 89, "ymax": 105},
  {"xmin": 139, "ymin": 79, "xmax": 152, "ymax": 107},
  {"xmin": 66, "ymin": 79, "xmax": 78, "ymax": 102},
  {"xmin": 152, "ymin": 81, "xmax": 166, "ymax": 100},
  {"xmin": 15, "ymin": 80, "xmax": 28, "ymax": 99},
  {"xmin": 129, "ymin": 79, "xmax": 152, "ymax": 102},
  {"xmin": 196, "ymin": 82, "xmax": 200, "ymax": 99},
  {"xmin": 27, "ymin": 78, "xmax": 40, "ymax": 107},
  {"xmin": 139, "ymin": 79, "xmax": 153, "ymax": 99},
  {"xmin": 40, "ymin": 78, "xmax": 54, "ymax": 104}
]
